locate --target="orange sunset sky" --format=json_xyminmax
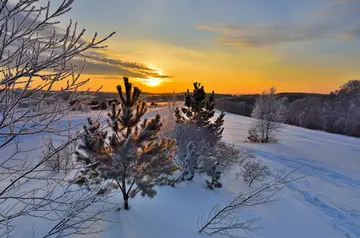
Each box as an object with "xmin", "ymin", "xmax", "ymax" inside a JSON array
[{"xmin": 49, "ymin": 0, "xmax": 360, "ymax": 94}]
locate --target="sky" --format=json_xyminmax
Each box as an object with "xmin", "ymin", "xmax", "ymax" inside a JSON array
[{"xmin": 52, "ymin": 0, "xmax": 360, "ymax": 94}]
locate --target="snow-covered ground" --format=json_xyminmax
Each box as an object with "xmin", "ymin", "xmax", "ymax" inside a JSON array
[
  {"xmin": 222, "ymin": 113, "xmax": 360, "ymax": 238},
  {"xmin": 2, "ymin": 110, "xmax": 360, "ymax": 238},
  {"xmin": 100, "ymin": 112, "xmax": 360, "ymax": 238}
]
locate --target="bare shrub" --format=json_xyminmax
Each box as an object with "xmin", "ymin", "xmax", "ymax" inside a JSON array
[
  {"xmin": 198, "ymin": 167, "xmax": 303, "ymax": 237},
  {"xmin": 42, "ymin": 124, "xmax": 79, "ymax": 174},
  {"xmin": 238, "ymin": 161, "xmax": 271, "ymax": 187}
]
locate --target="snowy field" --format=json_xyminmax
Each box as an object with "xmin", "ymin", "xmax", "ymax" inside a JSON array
[
  {"xmin": 221, "ymin": 113, "xmax": 360, "ymax": 238},
  {"xmin": 99, "ymin": 111, "xmax": 360, "ymax": 238},
  {"xmin": 3, "ymin": 110, "xmax": 360, "ymax": 238}
]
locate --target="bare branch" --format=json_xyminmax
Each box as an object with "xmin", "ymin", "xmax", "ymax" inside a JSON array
[
  {"xmin": 198, "ymin": 167, "xmax": 303, "ymax": 237},
  {"xmin": 0, "ymin": 0, "xmax": 115, "ymax": 236}
]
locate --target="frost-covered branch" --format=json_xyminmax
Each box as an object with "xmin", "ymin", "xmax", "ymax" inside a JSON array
[{"xmin": 0, "ymin": 0, "xmax": 115, "ymax": 236}]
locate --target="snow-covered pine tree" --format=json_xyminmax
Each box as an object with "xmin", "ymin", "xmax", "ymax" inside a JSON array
[
  {"xmin": 75, "ymin": 77, "xmax": 178, "ymax": 210},
  {"xmin": 171, "ymin": 83, "xmax": 243, "ymax": 189},
  {"xmin": 175, "ymin": 82, "xmax": 225, "ymax": 141}
]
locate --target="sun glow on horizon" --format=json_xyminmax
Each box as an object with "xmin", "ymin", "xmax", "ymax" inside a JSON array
[
  {"xmin": 141, "ymin": 77, "xmax": 163, "ymax": 87},
  {"xmin": 137, "ymin": 64, "xmax": 170, "ymax": 88}
]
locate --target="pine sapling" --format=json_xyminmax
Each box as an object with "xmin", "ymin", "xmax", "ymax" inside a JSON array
[
  {"xmin": 75, "ymin": 77, "xmax": 178, "ymax": 210},
  {"xmin": 175, "ymin": 82, "xmax": 225, "ymax": 142}
]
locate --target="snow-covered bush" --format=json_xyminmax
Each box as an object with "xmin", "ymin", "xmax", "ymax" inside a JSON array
[
  {"xmin": 182, "ymin": 142, "xmax": 199, "ymax": 181},
  {"xmin": 249, "ymin": 87, "xmax": 287, "ymax": 143},
  {"xmin": 168, "ymin": 124, "xmax": 211, "ymax": 185},
  {"xmin": 169, "ymin": 122, "xmax": 251, "ymax": 188},
  {"xmin": 159, "ymin": 93, "xmax": 181, "ymax": 137},
  {"xmin": 170, "ymin": 124, "xmax": 210, "ymax": 171},
  {"xmin": 42, "ymin": 129, "xmax": 79, "ymax": 174}
]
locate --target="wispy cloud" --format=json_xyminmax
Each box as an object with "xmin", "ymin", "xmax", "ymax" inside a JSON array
[
  {"xmin": 195, "ymin": 23, "xmax": 347, "ymax": 48},
  {"xmin": 328, "ymin": 0, "xmax": 360, "ymax": 3},
  {"xmin": 195, "ymin": 0, "xmax": 360, "ymax": 49},
  {"xmin": 81, "ymin": 50, "xmax": 171, "ymax": 79}
]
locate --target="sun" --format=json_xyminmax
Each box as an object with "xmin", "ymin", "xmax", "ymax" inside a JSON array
[
  {"xmin": 140, "ymin": 64, "xmax": 168, "ymax": 87},
  {"xmin": 143, "ymin": 77, "xmax": 162, "ymax": 87}
]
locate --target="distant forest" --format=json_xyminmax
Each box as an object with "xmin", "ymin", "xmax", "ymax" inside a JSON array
[
  {"xmin": 56, "ymin": 80, "xmax": 360, "ymax": 138},
  {"xmin": 216, "ymin": 80, "xmax": 360, "ymax": 138}
]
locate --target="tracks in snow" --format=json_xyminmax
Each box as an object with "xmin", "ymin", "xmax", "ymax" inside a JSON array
[{"xmin": 249, "ymin": 149, "xmax": 360, "ymax": 238}]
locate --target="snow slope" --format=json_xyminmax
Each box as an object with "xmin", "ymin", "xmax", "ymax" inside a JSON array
[
  {"xmin": 2, "ymin": 110, "xmax": 360, "ymax": 238},
  {"xmin": 222, "ymin": 113, "xmax": 360, "ymax": 238},
  {"xmin": 96, "ymin": 112, "xmax": 360, "ymax": 238}
]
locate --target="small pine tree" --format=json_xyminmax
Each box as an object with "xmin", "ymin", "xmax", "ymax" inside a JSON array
[
  {"xmin": 175, "ymin": 82, "xmax": 225, "ymax": 141},
  {"xmin": 75, "ymin": 77, "xmax": 178, "ymax": 210},
  {"xmin": 172, "ymin": 83, "xmax": 236, "ymax": 189}
]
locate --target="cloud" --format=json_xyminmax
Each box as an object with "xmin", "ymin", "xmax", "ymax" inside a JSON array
[
  {"xmin": 196, "ymin": 13, "xmax": 360, "ymax": 48},
  {"xmin": 81, "ymin": 50, "xmax": 172, "ymax": 80},
  {"xmin": 5, "ymin": 1, "xmax": 172, "ymax": 83},
  {"xmin": 196, "ymin": 24, "xmax": 345, "ymax": 48},
  {"xmin": 83, "ymin": 51, "xmax": 155, "ymax": 72},
  {"xmin": 195, "ymin": 0, "xmax": 360, "ymax": 49},
  {"xmin": 328, "ymin": 0, "xmax": 360, "ymax": 3}
]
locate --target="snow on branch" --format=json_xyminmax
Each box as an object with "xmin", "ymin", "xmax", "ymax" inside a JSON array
[{"xmin": 0, "ymin": 0, "xmax": 115, "ymax": 236}]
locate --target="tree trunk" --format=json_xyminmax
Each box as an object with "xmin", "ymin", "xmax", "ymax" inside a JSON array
[
  {"xmin": 123, "ymin": 193, "xmax": 129, "ymax": 210},
  {"xmin": 121, "ymin": 177, "xmax": 129, "ymax": 210},
  {"xmin": 265, "ymin": 121, "xmax": 271, "ymax": 143}
]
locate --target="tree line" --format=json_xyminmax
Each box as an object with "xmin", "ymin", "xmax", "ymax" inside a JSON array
[
  {"xmin": 287, "ymin": 80, "xmax": 360, "ymax": 137},
  {"xmin": 217, "ymin": 80, "xmax": 360, "ymax": 138}
]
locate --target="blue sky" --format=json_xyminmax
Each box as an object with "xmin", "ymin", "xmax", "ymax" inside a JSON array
[{"xmin": 51, "ymin": 0, "xmax": 360, "ymax": 93}]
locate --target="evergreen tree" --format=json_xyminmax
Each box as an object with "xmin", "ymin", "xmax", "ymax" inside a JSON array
[
  {"xmin": 75, "ymin": 77, "xmax": 178, "ymax": 210},
  {"xmin": 171, "ymin": 82, "xmax": 237, "ymax": 189},
  {"xmin": 175, "ymin": 82, "xmax": 225, "ymax": 141}
]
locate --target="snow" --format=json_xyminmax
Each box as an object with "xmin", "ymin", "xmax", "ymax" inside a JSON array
[
  {"xmin": 222, "ymin": 112, "xmax": 360, "ymax": 238},
  {"xmin": 2, "ymin": 110, "xmax": 360, "ymax": 238}
]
